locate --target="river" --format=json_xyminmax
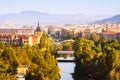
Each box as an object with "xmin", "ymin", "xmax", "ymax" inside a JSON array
[
  {"xmin": 57, "ymin": 57, "xmax": 75, "ymax": 80},
  {"xmin": 17, "ymin": 57, "xmax": 75, "ymax": 80}
]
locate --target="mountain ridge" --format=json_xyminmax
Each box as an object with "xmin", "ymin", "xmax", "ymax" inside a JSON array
[
  {"xmin": 0, "ymin": 10, "xmax": 112, "ymax": 25},
  {"xmin": 0, "ymin": 10, "xmax": 90, "ymax": 25},
  {"xmin": 94, "ymin": 14, "xmax": 120, "ymax": 24}
]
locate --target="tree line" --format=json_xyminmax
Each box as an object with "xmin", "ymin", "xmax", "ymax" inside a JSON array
[
  {"xmin": 0, "ymin": 31, "xmax": 60, "ymax": 80},
  {"xmin": 73, "ymin": 37, "xmax": 120, "ymax": 80},
  {"xmin": 1, "ymin": 30, "xmax": 120, "ymax": 80}
]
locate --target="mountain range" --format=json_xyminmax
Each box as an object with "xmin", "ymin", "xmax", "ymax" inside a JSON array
[
  {"xmin": 94, "ymin": 14, "xmax": 120, "ymax": 24},
  {"xmin": 0, "ymin": 10, "xmax": 119, "ymax": 25}
]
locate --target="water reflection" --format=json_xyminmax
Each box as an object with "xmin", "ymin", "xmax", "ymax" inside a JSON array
[{"xmin": 57, "ymin": 57, "xmax": 75, "ymax": 80}]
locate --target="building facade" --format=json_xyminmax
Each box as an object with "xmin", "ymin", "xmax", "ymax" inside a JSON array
[{"xmin": 0, "ymin": 22, "xmax": 42, "ymax": 46}]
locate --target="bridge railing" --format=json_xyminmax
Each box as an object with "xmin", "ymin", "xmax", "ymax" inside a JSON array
[{"xmin": 57, "ymin": 51, "xmax": 74, "ymax": 54}]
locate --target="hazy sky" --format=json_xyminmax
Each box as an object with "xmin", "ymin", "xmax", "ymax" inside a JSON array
[{"xmin": 0, "ymin": 0, "xmax": 120, "ymax": 16}]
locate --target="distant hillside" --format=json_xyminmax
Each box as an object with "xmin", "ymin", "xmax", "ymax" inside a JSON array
[
  {"xmin": 0, "ymin": 10, "xmax": 93, "ymax": 25},
  {"xmin": 94, "ymin": 14, "xmax": 120, "ymax": 24}
]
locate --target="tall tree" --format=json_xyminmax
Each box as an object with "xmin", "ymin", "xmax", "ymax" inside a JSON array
[
  {"xmin": 38, "ymin": 31, "xmax": 55, "ymax": 54},
  {"xmin": 1, "ymin": 47, "xmax": 19, "ymax": 74}
]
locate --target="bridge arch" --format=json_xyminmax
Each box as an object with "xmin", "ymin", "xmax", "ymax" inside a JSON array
[{"xmin": 55, "ymin": 39, "xmax": 75, "ymax": 45}]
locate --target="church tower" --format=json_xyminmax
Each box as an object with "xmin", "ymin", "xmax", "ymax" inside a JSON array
[
  {"xmin": 34, "ymin": 21, "xmax": 42, "ymax": 36},
  {"xmin": 32, "ymin": 21, "xmax": 42, "ymax": 45}
]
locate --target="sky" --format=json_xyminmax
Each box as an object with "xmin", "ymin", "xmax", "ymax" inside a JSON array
[{"xmin": 0, "ymin": 0, "xmax": 120, "ymax": 16}]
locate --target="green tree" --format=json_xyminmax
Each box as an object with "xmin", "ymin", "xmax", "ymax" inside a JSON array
[
  {"xmin": 1, "ymin": 47, "xmax": 19, "ymax": 74},
  {"xmin": 61, "ymin": 41, "xmax": 73, "ymax": 51},
  {"xmin": 73, "ymin": 38, "xmax": 96, "ymax": 79},
  {"xmin": 0, "ymin": 47, "xmax": 18, "ymax": 80},
  {"xmin": 102, "ymin": 36, "xmax": 108, "ymax": 43},
  {"xmin": 73, "ymin": 38, "xmax": 120, "ymax": 80},
  {"xmin": 38, "ymin": 31, "xmax": 55, "ymax": 54},
  {"xmin": 90, "ymin": 33, "xmax": 100, "ymax": 44},
  {"xmin": 0, "ymin": 42, "xmax": 6, "ymax": 49},
  {"xmin": 25, "ymin": 48, "xmax": 60, "ymax": 80}
]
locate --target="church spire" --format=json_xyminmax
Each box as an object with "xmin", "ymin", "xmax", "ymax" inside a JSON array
[
  {"xmin": 35, "ymin": 21, "xmax": 41, "ymax": 32},
  {"xmin": 38, "ymin": 21, "xmax": 39, "ymax": 27}
]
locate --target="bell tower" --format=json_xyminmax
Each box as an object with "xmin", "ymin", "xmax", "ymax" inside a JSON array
[
  {"xmin": 33, "ymin": 21, "xmax": 42, "ymax": 45},
  {"xmin": 35, "ymin": 21, "xmax": 42, "ymax": 36}
]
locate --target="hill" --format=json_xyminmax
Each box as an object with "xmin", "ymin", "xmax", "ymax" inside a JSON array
[
  {"xmin": 94, "ymin": 14, "xmax": 120, "ymax": 24},
  {"xmin": 0, "ymin": 10, "xmax": 93, "ymax": 25}
]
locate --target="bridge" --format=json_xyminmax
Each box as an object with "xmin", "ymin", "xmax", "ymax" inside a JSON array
[
  {"xmin": 57, "ymin": 59, "xmax": 75, "ymax": 62},
  {"xmin": 57, "ymin": 51, "xmax": 74, "ymax": 55},
  {"xmin": 54, "ymin": 39, "xmax": 75, "ymax": 45}
]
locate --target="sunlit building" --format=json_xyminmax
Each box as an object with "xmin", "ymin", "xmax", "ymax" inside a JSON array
[
  {"xmin": 99, "ymin": 31, "xmax": 117, "ymax": 41},
  {"xmin": 0, "ymin": 22, "xmax": 42, "ymax": 46}
]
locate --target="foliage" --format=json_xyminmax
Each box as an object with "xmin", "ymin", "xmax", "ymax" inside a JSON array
[
  {"xmin": 55, "ymin": 41, "xmax": 74, "ymax": 51},
  {"xmin": 38, "ymin": 31, "xmax": 55, "ymax": 54},
  {"xmin": 25, "ymin": 31, "xmax": 60, "ymax": 80},
  {"xmin": 0, "ymin": 31, "xmax": 60, "ymax": 80},
  {"xmin": 25, "ymin": 48, "xmax": 59, "ymax": 80},
  {"xmin": 0, "ymin": 45, "xmax": 18, "ymax": 80},
  {"xmin": 90, "ymin": 33, "xmax": 100, "ymax": 42},
  {"xmin": 73, "ymin": 38, "xmax": 120, "ymax": 80}
]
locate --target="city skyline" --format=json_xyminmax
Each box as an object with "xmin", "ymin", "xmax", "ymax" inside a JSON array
[{"xmin": 0, "ymin": 0, "xmax": 120, "ymax": 16}]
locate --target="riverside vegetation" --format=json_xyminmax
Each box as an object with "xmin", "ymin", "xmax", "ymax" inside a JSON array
[
  {"xmin": 0, "ymin": 31, "xmax": 120, "ymax": 80},
  {"xmin": 0, "ymin": 31, "xmax": 59, "ymax": 80},
  {"xmin": 73, "ymin": 33, "xmax": 120, "ymax": 80}
]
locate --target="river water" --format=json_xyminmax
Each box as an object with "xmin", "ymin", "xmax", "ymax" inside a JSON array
[
  {"xmin": 57, "ymin": 57, "xmax": 75, "ymax": 80},
  {"xmin": 17, "ymin": 57, "xmax": 75, "ymax": 80}
]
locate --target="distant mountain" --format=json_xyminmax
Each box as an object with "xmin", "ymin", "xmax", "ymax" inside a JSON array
[
  {"xmin": 94, "ymin": 14, "xmax": 120, "ymax": 24},
  {"xmin": 0, "ymin": 10, "xmax": 93, "ymax": 25},
  {"xmin": 0, "ymin": 10, "xmax": 114, "ymax": 25}
]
